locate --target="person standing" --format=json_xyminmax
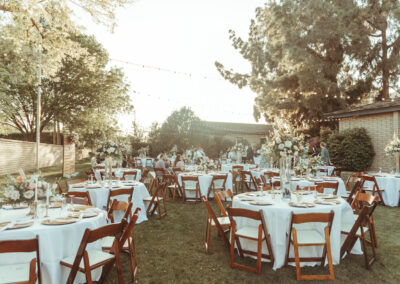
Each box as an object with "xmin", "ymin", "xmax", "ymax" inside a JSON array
[
  {"xmin": 320, "ymin": 142, "xmax": 331, "ymax": 166},
  {"xmin": 247, "ymin": 144, "xmax": 254, "ymax": 163}
]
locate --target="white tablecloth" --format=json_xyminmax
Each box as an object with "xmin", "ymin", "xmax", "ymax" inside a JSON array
[
  {"xmin": 221, "ymin": 164, "xmax": 258, "ymax": 172},
  {"xmin": 69, "ymin": 182, "xmax": 150, "ymax": 223},
  {"xmin": 177, "ymin": 172, "xmax": 233, "ymax": 199},
  {"xmin": 0, "ymin": 208, "xmax": 106, "ymax": 283},
  {"xmin": 232, "ymin": 193, "xmax": 361, "ymax": 270},
  {"xmin": 279, "ymin": 177, "xmax": 347, "ymax": 196},
  {"xmin": 365, "ymin": 174, "xmax": 400, "ymax": 207}
]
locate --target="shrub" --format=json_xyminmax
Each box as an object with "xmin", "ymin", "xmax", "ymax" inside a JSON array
[{"xmin": 327, "ymin": 128, "xmax": 375, "ymax": 171}]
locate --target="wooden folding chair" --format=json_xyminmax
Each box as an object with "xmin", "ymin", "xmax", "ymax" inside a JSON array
[
  {"xmin": 103, "ymin": 208, "xmax": 141, "ymax": 283},
  {"xmin": 350, "ymin": 192, "xmax": 378, "ymax": 248},
  {"xmin": 143, "ymin": 182, "xmax": 167, "ymax": 218},
  {"xmin": 240, "ymin": 170, "xmax": 257, "ymax": 192},
  {"xmin": 285, "ymin": 211, "xmax": 335, "ymax": 280},
  {"xmin": 145, "ymin": 158, "xmax": 153, "ymax": 168},
  {"xmin": 345, "ymin": 179, "xmax": 362, "ymax": 204},
  {"xmin": 107, "ymin": 200, "xmax": 133, "ymax": 223},
  {"xmin": 202, "ymin": 196, "xmax": 230, "ymax": 253},
  {"xmin": 315, "ymin": 181, "xmax": 339, "ymax": 195},
  {"xmin": 345, "ymin": 172, "xmax": 362, "ymax": 191},
  {"xmin": 207, "ymin": 174, "xmax": 228, "ymax": 199},
  {"xmin": 134, "ymin": 158, "xmax": 143, "ymax": 168},
  {"xmin": 340, "ymin": 202, "xmax": 378, "ymax": 269},
  {"xmin": 181, "ymin": 176, "xmax": 201, "ymax": 203},
  {"xmin": 271, "ymin": 180, "xmax": 280, "ymax": 188},
  {"xmin": 360, "ymin": 175, "xmax": 385, "ymax": 205},
  {"xmin": 172, "ymin": 167, "xmax": 183, "ymax": 173},
  {"xmin": 317, "ymin": 168, "xmax": 328, "ymax": 176},
  {"xmin": 266, "ymin": 172, "xmax": 280, "ymax": 185},
  {"xmin": 146, "ymin": 178, "xmax": 156, "ymax": 195},
  {"xmin": 61, "ymin": 221, "xmax": 126, "ymax": 284},
  {"xmin": 106, "ymin": 187, "xmax": 134, "ymax": 212},
  {"xmin": 123, "ymin": 171, "xmax": 137, "ymax": 181},
  {"xmin": 230, "ymin": 170, "xmax": 240, "ymax": 194},
  {"xmin": 163, "ymin": 174, "xmax": 182, "ymax": 202},
  {"xmin": 214, "ymin": 189, "xmax": 233, "ymax": 217},
  {"xmin": 140, "ymin": 168, "xmax": 150, "ymax": 183},
  {"xmin": 66, "ymin": 179, "xmax": 86, "ymax": 189},
  {"xmin": 260, "ymin": 174, "xmax": 268, "ymax": 187},
  {"xmin": 56, "ymin": 181, "xmax": 64, "ymax": 194},
  {"xmin": 66, "ymin": 191, "xmax": 93, "ymax": 206},
  {"xmin": 227, "ymin": 207, "xmax": 274, "ymax": 274},
  {"xmin": 232, "ymin": 165, "xmax": 244, "ymax": 172},
  {"xmin": 332, "ymin": 167, "xmax": 342, "ymax": 177},
  {"xmin": 0, "ymin": 235, "xmax": 41, "ymax": 284},
  {"xmin": 295, "ymin": 185, "xmax": 317, "ymax": 192}
]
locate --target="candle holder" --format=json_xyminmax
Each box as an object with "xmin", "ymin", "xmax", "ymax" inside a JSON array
[{"xmin": 29, "ymin": 201, "xmax": 39, "ymax": 219}]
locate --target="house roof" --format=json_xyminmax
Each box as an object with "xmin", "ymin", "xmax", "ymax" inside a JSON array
[
  {"xmin": 325, "ymin": 98, "xmax": 400, "ymax": 119},
  {"xmin": 195, "ymin": 121, "xmax": 272, "ymax": 135}
]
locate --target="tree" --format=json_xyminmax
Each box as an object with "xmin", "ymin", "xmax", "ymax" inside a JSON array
[
  {"xmin": 0, "ymin": 33, "xmax": 132, "ymax": 142},
  {"xmin": 216, "ymin": 0, "xmax": 396, "ymax": 134}
]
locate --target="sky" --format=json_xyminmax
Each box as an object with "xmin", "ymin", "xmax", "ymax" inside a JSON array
[{"xmin": 76, "ymin": 0, "xmax": 266, "ymax": 134}]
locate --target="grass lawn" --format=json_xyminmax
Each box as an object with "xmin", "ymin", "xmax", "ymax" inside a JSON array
[{"xmin": 2, "ymin": 161, "xmax": 400, "ymax": 283}]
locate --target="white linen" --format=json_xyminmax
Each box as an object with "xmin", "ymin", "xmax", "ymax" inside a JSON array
[
  {"xmin": 365, "ymin": 174, "xmax": 400, "ymax": 207},
  {"xmin": 94, "ymin": 168, "xmax": 142, "ymax": 181},
  {"xmin": 177, "ymin": 173, "xmax": 233, "ymax": 199},
  {"xmin": 68, "ymin": 182, "xmax": 150, "ymax": 223},
  {"xmin": 221, "ymin": 164, "xmax": 258, "ymax": 172},
  {"xmin": 232, "ymin": 193, "xmax": 362, "ymax": 270},
  {"xmin": 0, "ymin": 209, "xmax": 106, "ymax": 284}
]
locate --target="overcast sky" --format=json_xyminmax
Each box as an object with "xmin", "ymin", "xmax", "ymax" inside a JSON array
[{"xmin": 77, "ymin": 0, "xmax": 266, "ymax": 134}]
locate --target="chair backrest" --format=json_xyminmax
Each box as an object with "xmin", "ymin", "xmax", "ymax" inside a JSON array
[
  {"xmin": 140, "ymin": 168, "xmax": 150, "ymax": 183},
  {"xmin": 350, "ymin": 191, "xmax": 379, "ymax": 214},
  {"xmin": 346, "ymin": 180, "xmax": 362, "ymax": 204},
  {"xmin": 107, "ymin": 187, "xmax": 134, "ymax": 211},
  {"xmin": 66, "ymin": 179, "xmax": 85, "ymax": 188},
  {"xmin": 295, "ymin": 185, "xmax": 317, "ymax": 191},
  {"xmin": 230, "ymin": 170, "xmax": 239, "ymax": 184},
  {"xmin": 266, "ymin": 172, "xmax": 280, "ymax": 179},
  {"xmin": 332, "ymin": 167, "xmax": 342, "ymax": 177},
  {"xmin": 146, "ymin": 182, "xmax": 167, "ymax": 215},
  {"xmin": 181, "ymin": 175, "xmax": 199, "ymax": 190},
  {"xmin": 173, "ymin": 167, "xmax": 183, "ymax": 173},
  {"xmin": 0, "ymin": 235, "xmax": 41, "ymax": 284},
  {"xmin": 94, "ymin": 166, "xmax": 104, "ymax": 170},
  {"xmin": 162, "ymin": 174, "xmax": 176, "ymax": 185},
  {"xmin": 67, "ymin": 221, "xmax": 126, "ymax": 283},
  {"xmin": 66, "ymin": 191, "xmax": 92, "ymax": 206},
  {"xmin": 135, "ymin": 158, "xmax": 143, "ymax": 167},
  {"xmin": 232, "ymin": 165, "xmax": 244, "ymax": 171},
  {"xmin": 123, "ymin": 171, "xmax": 137, "ymax": 181},
  {"xmin": 345, "ymin": 172, "xmax": 362, "ymax": 191},
  {"xmin": 146, "ymin": 158, "xmax": 153, "ymax": 167},
  {"xmin": 94, "ymin": 170, "xmax": 102, "ymax": 181},
  {"xmin": 214, "ymin": 189, "xmax": 233, "ymax": 216},
  {"xmin": 260, "ymin": 175, "xmax": 268, "ymax": 186},
  {"xmin": 108, "ymin": 200, "xmax": 133, "ymax": 223},
  {"xmin": 154, "ymin": 167, "xmax": 165, "ymax": 178},
  {"xmin": 315, "ymin": 181, "xmax": 339, "ymax": 195},
  {"xmin": 211, "ymin": 174, "xmax": 228, "ymax": 190}
]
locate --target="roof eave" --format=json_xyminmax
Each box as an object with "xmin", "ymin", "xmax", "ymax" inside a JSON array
[{"xmin": 325, "ymin": 105, "xmax": 400, "ymax": 119}]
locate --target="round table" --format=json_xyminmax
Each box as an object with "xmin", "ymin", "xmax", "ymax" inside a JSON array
[
  {"xmin": 177, "ymin": 172, "xmax": 233, "ymax": 199},
  {"xmin": 0, "ymin": 208, "xmax": 106, "ymax": 283},
  {"xmin": 232, "ymin": 192, "xmax": 361, "ymax": 270},
  {"xmin": 68, "ymin": 181, "xmax": 150, "ymax": 223},
  {"xmin": 366, "ymin": 174, "xmax": 400, "ymax": 207},
  {"xmin": 95, "ymin": 168, "xmax": 141, "ymax": 181}
]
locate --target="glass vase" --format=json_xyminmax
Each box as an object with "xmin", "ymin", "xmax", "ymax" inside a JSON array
[{"xmin": 280, "ymin": 156, "xmax": 292, "ymax": 201}]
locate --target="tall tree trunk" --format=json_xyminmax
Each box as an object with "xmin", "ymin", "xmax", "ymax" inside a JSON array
[
  {"xmin": 56, "ymin": 121, "xmax": 61, "ymax": 145},
  {"xmin": 53, "ymin": 120, "xmax": 57, "ymax": 144},
  {"xmin": 381, "ymin": 22, "xmax": 390, "ymax": 99}
]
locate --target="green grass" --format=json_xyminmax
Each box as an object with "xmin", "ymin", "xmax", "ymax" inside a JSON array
[{"xmin": 2, "ymin": 161, "xmax": 400, "ymax": 283}]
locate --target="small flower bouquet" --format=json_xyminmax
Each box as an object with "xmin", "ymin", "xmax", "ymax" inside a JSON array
[{"xmin": 384, "ymin": 134, "xmax": 400, "ymax": 155}]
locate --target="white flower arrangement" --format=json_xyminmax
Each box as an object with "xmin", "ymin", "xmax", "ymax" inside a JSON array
[
  {"xmin": 384, "ymin": 134, "xmax": 400, "ymax": 155},
  {"xmin": 231, "ymin": 143, "xmax": 245, "ymax": 154},
  {"xmin": 261, "ymin": 128, "xmax": 304, "ymax": 162},
  {"xmin": 95, "ymin": 141, "xmax": 127, "ymax": 160}
]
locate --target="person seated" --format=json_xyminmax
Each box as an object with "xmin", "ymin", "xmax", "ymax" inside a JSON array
[
  {"xmin": 174, "ymin": 154, "xmax": 185, "ymax": 170},
  {"xmin": 155, "ymin": 154, "xmax": 169, "ymax": 176}
]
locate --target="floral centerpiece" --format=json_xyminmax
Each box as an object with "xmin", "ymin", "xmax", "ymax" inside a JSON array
[
  {"xmin": 138, "ymin": 146, "xmax": 149, "ymax": 158},
  {"xmin": 385, "ymin": 134, "xmax": 400, "ymax": 172},
  {"xmin": 199, "ymin": 157, "xmax": 216, "ymax": 171},
  {"xmin": 95, "ymin": 141, "xmax": 124, "ymax": 160},
  {"xmin": 0, "ymin": 174, "xmax": 51, "ymax": 205},
  {"xmin": 231, "ymin": 143, "xmax": 245, "ymax": 154},
  {"xmin": 262, "ymin": 128, "xmax": 304, "ymax": 162}
]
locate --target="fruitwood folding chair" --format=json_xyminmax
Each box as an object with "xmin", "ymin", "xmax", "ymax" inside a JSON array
[
  {"xmin": 202, "ymin": 196, "xmax": 230, "ymax": 253},
  {"xmin": 66, "ymin": 191, "xmax": 93, "ymax": 206},
  {"xmin": 230, "ymin": 170, "xmax": 240, "ymax": 194},
  {"xmin": 315, "ymin": 181, "xmax": 339, "ymax": 195},
  {"xmin": 340, "ymin": 202, "xmax": 378, "ymax": 269},
  {"xmin": 240, "ymin": 170, "xmax": 257, "ymax": 192},
  {"xmin": 295, "ymin": 185, "xmax": 317, "ymax": 192},
  {"xmin": 106, "ymin": 187, "xmax": 134, "ymax": 212},
  {"xmin": 332, "ymin": 167, "xmax": 342, "ymax": 177},
  {"xmin": 61, "ymin": 221, "xmax": 126, "ymax": 284},
  {"xmin": 140, "ymin": 168, "xmax": 150, "ymax": 183},
  {"xmin": 227, "ymin": 207, "xmax": 274, "ymax": 274},
  {"xmin": 285, "ymin": 211, "xmax": 335, "ymax": 280},
  {"xmin": 143, "ymin": 182, "xmax": 167, "ymax": 218},
  {"xmin": 317, "ymin": 168, "xmax": 328, "ymax": 176},
  {"xmin": 207, "ymin": 174, "xmax": 228, "ymax": 199},
  {"xmin": 123, "ymin": 171, "xmax": 137, "ymax": 181},
  {"xmin": 134, "ymin": 158, "xmax": 143, "ymax": 168},
  {"xmin": 345, "ymin": 179, "xmax": 362, "ymax": 204},
  {"xmin": 107, "ymin": 200, "xmax": 133, "ymax": 223},
  {"xmin": 163, "ymin": 174, "xmax": 182, "ymax": 202},
  {"xmin": 271, "ymin": 180, "xmax": 280, "ymax": 188},
  {"xmin": 103, "ymin": 208, "xmax": 141, "ymax": 283},
  {"xmin": 181, "ymin": 176, "xmax": 201, "ymax": 203},
  {"xmin": 214, "ymin": 189, "xmax": 233, "ymax": 217},
  {"xmin": 0, "ymin": 234, "xmax": 41, "ymax": 284},
  {"xmin": 360, "ymin": 175, "xmax": 385, "ymax": 205},
  {"xmin": 145, "ymin": 158, "xmax": 153, "ymax": 168},
  {"xmin": 350, "ymin": 192, "xmax": 378, "ymax": 248},
  {"xmin": 345, "ymin": 172, "xmax": 362, "ymax": 191}
]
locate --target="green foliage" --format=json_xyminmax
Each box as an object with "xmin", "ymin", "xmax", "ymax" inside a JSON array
[
  {"xmin": 328, "ymin": 128, "xmax": 375, "ymax": 171},
  {"xmin": 216, "ymin": 0, "xmax": 400, "ymax": 134}
]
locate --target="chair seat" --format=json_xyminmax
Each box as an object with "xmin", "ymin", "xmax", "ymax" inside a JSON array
[
  {"xmin": 61, "ymin": 250, "xmax": 114, "ymax": 269},
  {"xmin": 363, "ymin": 188, "xmax": 384, "ymax": 192},
  {"xmin": 143, "ymin": 196, "xmax": 163, "ymax": 202},
  {"xmin": 341, "ymin": 224, "xmax": 369, "ymax": 236},
  {"xmin": 167, "ymin": 185, "xmax": 177, "ymax": 188},
  {"xmin": 293, "ymin": 229, "xmax": 325, "ymax": 245},
  {"xmin": 0, "ymin": 263, "xmax": 31, "ymax": 283},
  {"xmin": 101, "ymin": 236, "xmax": 129, "ymax": 250},
  {"xmin": 211, "ymin": 216, "xmax": 231, "ymax": 226},
  {"xmin": 184, "ymin": 187, "xmax": 197, "ymax": 191},
  {"xmin": 236, "ymin": 226, "xmax": 264, "ymax": 239}
]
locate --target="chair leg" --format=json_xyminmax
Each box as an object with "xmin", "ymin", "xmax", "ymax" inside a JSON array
[
  {"xmin": 230, "ymin": 229, "xmax": 235, "ymax": 268},
  {"xmin": 257, "ymin": 228, "xmax": 262, "ymax": 274},
  {"xmin": 325, "ymin": 228, "xmax": 335, "ymax": 280},
  {"xmin": 205, "ymin": 217, "xmax": 210, "ymax": 253},
  {"xmin": 370, "ymin": 218, "xmax": 378, "ymax": 248},
  {"xmin": 127, "ymin": 238, "xmax": 136, "ymax": 283},
  {"xmin": 292, "ymin": 232, "xmax": 302, "ymax": 280}
]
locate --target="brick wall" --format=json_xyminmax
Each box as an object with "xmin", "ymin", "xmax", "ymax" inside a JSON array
[
  {"xmin": 339, "ymin": 112, "xmax": 399, "ymax": 170},
  {"xmin": 0, "ymin": 138, "xmax": 63, "ymax": 176}
]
